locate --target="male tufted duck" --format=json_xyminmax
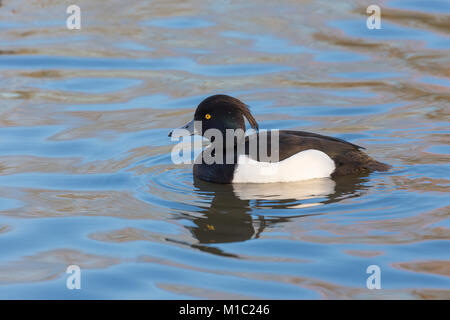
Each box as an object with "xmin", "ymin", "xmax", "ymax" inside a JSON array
[{"xmin": 169, "ymin": 95, "xmax": 390, "ymax": 184}]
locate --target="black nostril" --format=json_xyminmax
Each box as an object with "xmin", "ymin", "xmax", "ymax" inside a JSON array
[{"xmin": 168, "ymin": 130, "xmax": 173, "ymax": 137}]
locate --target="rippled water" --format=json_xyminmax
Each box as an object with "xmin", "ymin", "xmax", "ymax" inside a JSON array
[{"xmin": 0, "ymin": 0, "xmax": 449, "ymax": 299}]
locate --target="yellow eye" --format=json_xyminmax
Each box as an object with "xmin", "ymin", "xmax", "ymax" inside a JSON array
[{"xmin": 205, "ymin": 114, "xmax": 211, "ymax": 120}]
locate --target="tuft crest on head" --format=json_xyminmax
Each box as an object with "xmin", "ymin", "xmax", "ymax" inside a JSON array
[{"xmin": 197, "ymin": 94, "xmax": 259, "ymax": 131}]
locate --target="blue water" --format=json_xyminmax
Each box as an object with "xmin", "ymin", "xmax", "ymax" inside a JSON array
[{"xmin": 0, "ymin": 0, "xmax": 449, "ymax": 299}]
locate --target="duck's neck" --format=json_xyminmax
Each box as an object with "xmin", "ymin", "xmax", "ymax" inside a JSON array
[
  {"xmin": 202, "ymin": 127, "xmax": 247, "ymax": 165},
  {"xmin": 212, "ymin": 126, "xmax": 246, "ymax": 150}
]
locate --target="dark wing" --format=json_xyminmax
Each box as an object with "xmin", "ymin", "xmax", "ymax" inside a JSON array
[
  {"xmin": 244, "ymin": 130, "xmax": 362, "ymax": 162},
  {"xmin": 281, "ymin": 130, "xmax": 365, "ymax": 150}
]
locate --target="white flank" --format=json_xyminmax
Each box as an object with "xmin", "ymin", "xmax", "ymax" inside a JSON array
[{"xmin": 232, "ymin": 149, "xmax": 336, "ymax": 183}]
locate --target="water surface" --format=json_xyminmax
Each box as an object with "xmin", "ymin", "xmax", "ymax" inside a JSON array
[{"xmin": 0, "ymin": 0, "xmax": 449, "ymax": 299}]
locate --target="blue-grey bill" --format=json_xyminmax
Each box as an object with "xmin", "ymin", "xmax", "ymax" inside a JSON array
[{"xmin": 168, "ymin": 119, "xmax": 198, "ymax": 137}]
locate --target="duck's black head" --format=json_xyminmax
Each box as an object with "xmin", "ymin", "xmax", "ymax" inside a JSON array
[{"xmin": 168, "ymin": 95, "xmax": 258, "ymax": 137}]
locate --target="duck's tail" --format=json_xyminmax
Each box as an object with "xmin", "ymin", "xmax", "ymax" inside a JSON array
[
  {"xmin": 332, "ymin": 151, "xmax": 391, "ymax": 177},
  {"xmin": 365, "ymin": 158, "xmax": 391, "ymax": 172}
]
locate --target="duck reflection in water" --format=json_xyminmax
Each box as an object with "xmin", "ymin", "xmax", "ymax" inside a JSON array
[{"xmin": 184, "ymin": 174, "xmax": 369, "ymax": 246}]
